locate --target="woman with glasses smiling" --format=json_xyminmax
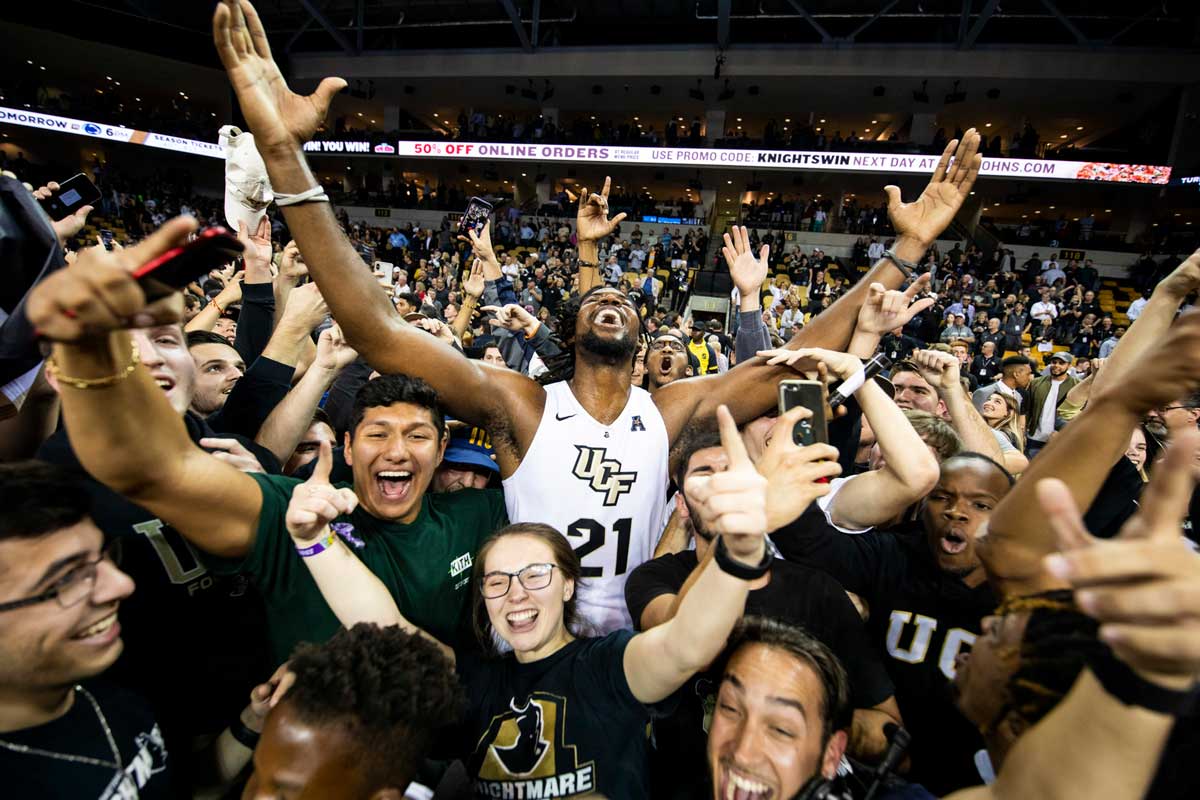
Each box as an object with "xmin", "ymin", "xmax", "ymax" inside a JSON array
[{"xmin": 285, "ymin": 409, "xmax": 771, "ymax": 799}]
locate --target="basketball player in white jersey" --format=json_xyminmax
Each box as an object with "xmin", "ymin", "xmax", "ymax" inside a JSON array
[{"xmin": 211, "ymin": 1, "xmax": 983, "ymax": 630}]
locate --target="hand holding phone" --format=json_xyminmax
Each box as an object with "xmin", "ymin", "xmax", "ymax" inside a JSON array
[
  {"xmin": 778, "ymin": 379, "xmax": 829, "ymax": 446},
  {"xmin": 132, "ymin": 227, "xmax": 244, "ymax": 301},
  {"xmin": 458, "ymin": 196, "xmax": 494, "ymax": 236},
  {"xmin": 37, "ymin": 174, "xmax": 102, "ymax": 221}
]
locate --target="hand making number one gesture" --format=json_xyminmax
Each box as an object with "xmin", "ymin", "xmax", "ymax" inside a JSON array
[
  {"xmin": 683, "ymin": 406, "xmax": 770, "ymax": 565},
  {"xmin": 213, "ymin": 0, "xmax": 346, "ymax": 153},
  {"xmin": 285, "ymin": 439, "xmax": 358, "ymax": 546},
  {"xmin": 577, "ymin": 176, "xmax": 627, "ymax": 243}
]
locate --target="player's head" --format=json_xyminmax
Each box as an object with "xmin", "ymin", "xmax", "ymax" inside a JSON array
[
  {"xmin": 0, "ymin": 462, "xmax": 134, "ymax": 692},
  {"xmin": 953, "ymin": 591, "xmax": 1104, "ymax": 768},
  {"xmin": 471, "ymin": 523, "xmax": 583, "ymax": 658},
  {"xmin": 574, "ymin": 286, "xmax": 642, "ymax": 362},
  {"xmin": 344, "ymin": 375, "xmax": 447, "ymax": 524},
  {"xmin": 921, "ymin": 454, "xmax": 1014, "ymax": 583},
  {"xmin": 707, "ymin": 617, "xmax": 851, "ymax": 800},
  {"xmin": 246, "ymin": 624, "xmax": 463, "ymax": 799}
]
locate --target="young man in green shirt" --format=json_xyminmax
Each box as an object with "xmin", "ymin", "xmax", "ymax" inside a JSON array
[{"xmin": 27, "ymin": 228, "xmax": 507, "ymax": 662}]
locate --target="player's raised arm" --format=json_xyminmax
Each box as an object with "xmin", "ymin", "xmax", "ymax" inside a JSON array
[
  {"xmin": 654, "ymin": 132, "xmax": 982, "ymax": 439},
  {"xmin": 211, "ymin": 0, "xmax": 542, "ymax": 453}
]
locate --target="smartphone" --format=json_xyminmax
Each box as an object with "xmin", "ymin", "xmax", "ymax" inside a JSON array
[
  {"xmin": 99, "ymin": 229, "xmax": 115, "ymax": 251},
  {"xmin": 39, "ymin": 173, "xmax": 102, "ymax": 221},
  {"xmin": 778, "ymin": 379, "xmax": 829, "ymax": 447},
  {"xmin": 132, "ymin": 227, "xmax": 244, "ymax": 301},
  {"xmin": 458, "ymin": 196, "xmax": 494, "ymax": 236}
]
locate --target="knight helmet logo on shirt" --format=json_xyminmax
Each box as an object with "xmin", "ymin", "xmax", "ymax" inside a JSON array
[
  {"xmin": 571, "ymin": 445, "xmax": 637, "ymax": 506},
  {"xmin": 475, "ymin": 693, "xmax": 596, "ymax": 796}
]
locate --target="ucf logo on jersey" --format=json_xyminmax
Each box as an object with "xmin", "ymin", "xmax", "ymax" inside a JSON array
[{"xmin": 571, "ymin": 445, "xmax": 637, "ymax": 506}]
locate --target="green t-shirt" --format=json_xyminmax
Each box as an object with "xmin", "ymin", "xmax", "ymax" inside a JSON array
[{"xmin": 208, "ymin": 474, "xmax": 508, "ymax": 664}]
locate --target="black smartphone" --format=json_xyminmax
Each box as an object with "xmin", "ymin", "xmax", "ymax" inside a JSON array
[
  {"xmin": 458, "ymin": 196, "xmax": 494, "ymax": 236},
  {"xmin": 132, "ymin": 227, "xmax": 244, "ymax": 301},
  {"xmin": 39, "ymin": 173, "xmax": 102, "ymax": 221},
  {"xmin": 100, "ymin": 229, "xmax": 114, "ymax": 251},
  {"xmin": 778, "ymin": 379, "xmax": 829, "ymax": 447}
]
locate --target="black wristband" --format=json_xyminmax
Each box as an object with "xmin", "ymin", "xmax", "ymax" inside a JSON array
[
  {"xmin": 714, "ymin": 536, "xmax": 773, "ymax": 581},
  {"xmin": 881, "ymin": 248, "xmax": 917, "ymax": 280},
  {"xmin": 229, "ymin": 717, "xmax": 261, "ymax": 750},
  {"xmin": 1088, "ymin": 648, "xmax": 1199, "ymax": 716}
]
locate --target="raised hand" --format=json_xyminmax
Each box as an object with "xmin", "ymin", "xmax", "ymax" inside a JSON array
[
  {"xmin": 238, "ymin": 216, "xmax": 274, "ymax": 282},
  {"xmin": 212, "ymin": 0, "xmax": 346, "ymax": 152},
  {"xmin": 314, "ymin": 323, "xmax": 358, "ymax": 373},
  {"xmin": 458, "ymin": 220, "xmax": 500, "ymax": 275},
  {"xmin": 722, "ymin": 225, "xmax": 770, "ymax": 298},
  {"xmin": 278, "ymin": 239, "xmax": 306, "ymax": 281},
  {"xmin": 911, "ymin": 348, "xmax": 962, "ymax": 394},
  {"xmin": 885, "ymin": 130, "xmax": 982, "ymax": 247},
  {"xmin": 754, "ymin": 405, "xmax": 842, "ymax": 531},
  {"xmin": 576, "ymin": 176, "xmax": 627, "ymax": 244},
  {"xmin": 1039, "ymin": 428, "xmax": 1200, "ymax": 688},
  {"xmin": 855, "ymin": 274, "xmax": 936, "ymax": 335},
  {"xmin": 33, "ymin": 181, "xmax": 93, "ymax": 242},
  {"xmin": 246, "ymin": 661, "xmax": 296, "ymax": 724},
  {"xmin": 481, "ymin": 303, "xmax": 539, "ymax": 336},
  {"xmin": 684, "ymin": 405, "xmax": 770, "ymax": 562},
  {"xmin": 285, "ymin": 439, "xmax": 358, "ymax": 543},
  {"xmin": 27, "ymin": 216, "xmax": 198, "ymax": 342},
  {"xmin": 280, "ymin": 282, "xmax": 330, "ymax": 331},
  {"xmin": 462, "ymin": 258, "xmax": 486, "ymax": 300}
]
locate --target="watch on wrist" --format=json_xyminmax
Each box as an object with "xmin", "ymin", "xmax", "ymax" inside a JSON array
[{"xmin": 714, "ymin": 536, "xmax": 773, "ymax": 581}]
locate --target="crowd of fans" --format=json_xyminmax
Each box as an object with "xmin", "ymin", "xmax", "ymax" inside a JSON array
[{"xmin": 1, "ymin": 4, "xmax": 1199, "ymax": 800}]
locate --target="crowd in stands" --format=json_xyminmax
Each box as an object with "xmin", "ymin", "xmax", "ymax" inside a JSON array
[{"xmin": 1, "ymin": 5, "xmax": 1199, "ymax": 800}]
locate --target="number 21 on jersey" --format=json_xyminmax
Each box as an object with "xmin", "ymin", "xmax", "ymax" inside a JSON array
[{"xmin": 566, "ymin": 518, "xmax": 632, "ymax": 578}]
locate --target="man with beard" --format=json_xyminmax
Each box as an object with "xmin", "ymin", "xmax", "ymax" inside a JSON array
[
  {"xmin": 625, "ymin": 419, "xmax": 901, "ymax": 799},
  {"xmin": 210, "ymin": 0, "xmax": 983, "ymax": 633},
  {"xmin": 769, "ymin": 453, "xmax": 1014, "ymax": 794},
  {"xmin": 1025, "ymin": 352, "xmax": 1078, "ymax": 457}
]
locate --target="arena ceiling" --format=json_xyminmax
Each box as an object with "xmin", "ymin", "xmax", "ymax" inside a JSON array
[{"xmin": 7, "ymin": 1, "xmax": 1200, "ymax": 63}]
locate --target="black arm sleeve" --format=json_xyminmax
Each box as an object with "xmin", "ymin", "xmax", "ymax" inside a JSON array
[
  {"xmin": 624, "ymin": 554, "xmax": 693, "ymax": 631},
  {"xmin": 322, "ymin": 358, "xmax": 374, "ymax": 437},
  {"xmin": 232, "ymin": 282, "xmax": 276, "ymax": 366},
  {"xmin": 827, "ymin": 398, "xmax": 864, "ymax": 475},
  {"xmin": 205, "ymin": 356, "xmax": 294, "ymax": 440}
]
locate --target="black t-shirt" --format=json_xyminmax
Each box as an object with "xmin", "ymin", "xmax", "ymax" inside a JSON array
[
  {"xmin": 453, "ymin": 631, "xmax": 655, "ymax": 800},
  {"xmin": 0, "ymin": 681, "xmax": 172, "ymax": 799},
  {"xmin": 770, "ymin": 511, "xmax": 996, "ymax": 796},
  {"xmin": 37, "ymin": 418, "xmax": 276, "ymax": 790},
  {"xmin": 624, "ymin": 550, "xmax": 896, "ymax": 800}
]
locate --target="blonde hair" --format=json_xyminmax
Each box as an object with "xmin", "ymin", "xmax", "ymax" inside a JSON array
[{"xmin": 984, "ymin": 392, "xmax": 1025, "ymax": 451}]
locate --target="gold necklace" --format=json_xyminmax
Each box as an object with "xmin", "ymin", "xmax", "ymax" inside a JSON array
[{"xmin": 0, "ymin": 686, "xmax": 123, "ymax": 770}]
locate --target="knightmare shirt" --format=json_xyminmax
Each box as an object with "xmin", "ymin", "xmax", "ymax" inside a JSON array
[
  {"xmin": 454, "ymin": 631, "xmax": 655, "ymax": 800},
  {"xmin": 0, "ymin": 680, "xmax": 171, "ymax": 799},
  {"xmin": 207, "ymin": 475, "xmax": 508, "ymax": 663},
  {"xmin": 771, "ymin": 512, "xmax": 996, "ymax": 796}
]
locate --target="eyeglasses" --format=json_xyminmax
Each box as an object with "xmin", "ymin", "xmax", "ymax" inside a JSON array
[
  {"xmin": 1160, "ymin": 406, "xmax": 1199, "ymax": 412},
  {"xmin": 0, "ymin": 540, "xmax": 123, "ymax": 614},
  {"xmin": 649, "ymin": 340, "xmax": 686, "ymax": 353},
  {"xmin": 480, "ymin": 563, "xmax": 556, "ymax": 599}
]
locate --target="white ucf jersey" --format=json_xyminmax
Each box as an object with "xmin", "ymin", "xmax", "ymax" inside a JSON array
[{"xmin": 503, "ymin": 381, "xmax": 670, "ymax": 633}]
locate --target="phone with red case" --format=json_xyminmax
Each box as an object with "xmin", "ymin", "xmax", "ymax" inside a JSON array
[{"xmin": 131, "ymin": 227, "xmax": 243, "ymax": 301}]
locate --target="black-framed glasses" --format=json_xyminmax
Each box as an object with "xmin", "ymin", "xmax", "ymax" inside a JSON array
[
  {"xmin": 480, "ymin": 563, "xmax": 556, "ymax": 599},
  {"xmin": 0, "ymin": 540, "xmax": 122, "ymax": 614},
  {"xmin": 1160, "ymin": 405, "xmax": 1199, "ymax": 412},
  {"xmin": 649, "ymin": 340, "xmax": 686, "ymax": 353}
]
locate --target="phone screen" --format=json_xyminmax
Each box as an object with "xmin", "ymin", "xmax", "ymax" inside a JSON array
[
  {"xmin": 458, "ymin": 197, "xmax": 494, "ymax": 236},
  {"xmin": 59, "ymin": 188, "xmax": 82, "ymax": 206}
]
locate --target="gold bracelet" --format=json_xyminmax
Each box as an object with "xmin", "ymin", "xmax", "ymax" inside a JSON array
[{"xmin": 44, "ymin": 341, "xmax": 141, "ymax": 390}]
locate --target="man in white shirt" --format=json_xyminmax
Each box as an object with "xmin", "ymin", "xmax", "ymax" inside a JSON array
[
  {"xmin": 1029, "ymin": 288, "xmax": 1058, "ymax": 324},
  {"xmin": 867, "ymin": 237, "xmax": 885, "ymax": 261},
  {"xmin": 1126, "ymin": 290, "xmax": 1149, "ymax": 321}
]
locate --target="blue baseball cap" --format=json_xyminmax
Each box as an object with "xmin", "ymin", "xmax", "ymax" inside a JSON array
[{"xmin": 443, "ymin": 424, "xmax": 499, "ymax": 474}]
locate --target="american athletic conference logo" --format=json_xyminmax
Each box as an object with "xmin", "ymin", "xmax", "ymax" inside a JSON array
[{"xmin": 571, "ymin": 445, "xmax": 637, "ymax": 506}]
